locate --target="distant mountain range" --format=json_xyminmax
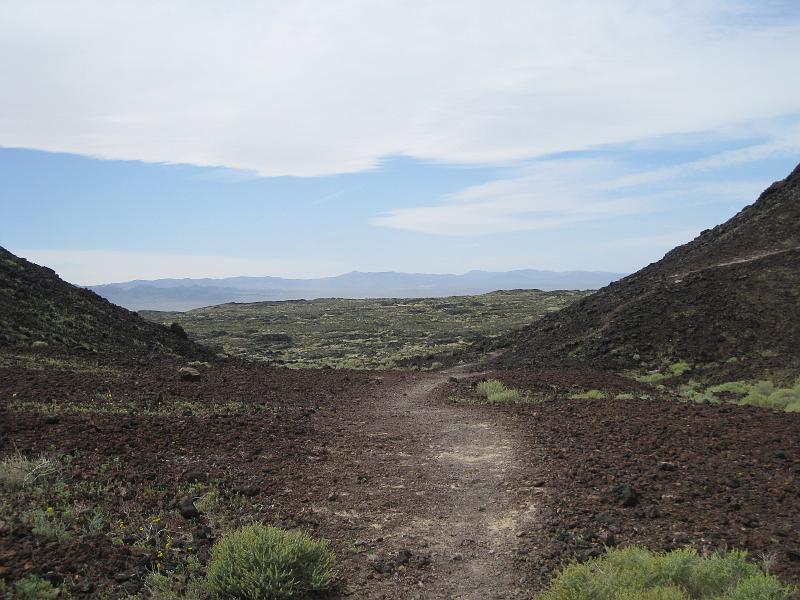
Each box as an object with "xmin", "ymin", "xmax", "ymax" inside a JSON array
[{"xmin": 89, "ymin": 269, "xmax": 625, "ymax": 311}]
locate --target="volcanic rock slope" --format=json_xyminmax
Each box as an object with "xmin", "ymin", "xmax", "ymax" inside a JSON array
[
  {"xmin": 501, "ymin": 163, "xmax": 800, "ymax": 378},
  {"xmin": 0, "ymin": 247, "xmax": 211, "ymax": 362}
]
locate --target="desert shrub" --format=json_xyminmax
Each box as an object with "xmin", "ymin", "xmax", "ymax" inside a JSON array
[
  {"xmin": 669, "ymin": 361, "xmax": 693, "ymax": 376},
  {"xmin": 145, "ymin": 572, "xmax": 209, "ymax": 600},
  {"xmin": 570, "ymin": 390, "xmax": 606, "ymax": 400},
  {"xmin": 486, "ymin": 388, "xmax": 522, "ymax": 403},
  {"xmin": 13, "ymin": 575, "xmax": 60, "ymax": 600},
  {"xmin": 707, "ymin": 381, "xmax": 750, "ymax": 395},
  {"xmin": 540, "ymin": 546, "xmax": 794, "ymax": 600},
  {"xmin": 25, "ymin": 508, "xmax": 71, "ymax": 542},
  {"xmin": 475, "ymin": 379, "xmax": 525, "ymax": 403},
  {"xmin": 637, "ymin": 371, "xmax": 669, "ymax": 384},
  {"xmin": 0, "ymin": 452, "xmax": 60, "ymax": 491},
  {"xmin": 476, "ymin": 379, "xmax": 507, "ymax": 398},
  {"xmin": 205, "ymin": 523, "xmax": 335, "ymax": 599},
  {"xmin": 738, "ymin": 380, "xmax": 800, "ymax": 410}
]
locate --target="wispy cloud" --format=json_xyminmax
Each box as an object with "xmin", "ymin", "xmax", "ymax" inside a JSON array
[
  {"xmin": 1, "ymin": 1, "xmax": 799, "ymax": 176},
  {"xmin": 372, "ymin": 124, "xmax": 800, "ymax": 236}
]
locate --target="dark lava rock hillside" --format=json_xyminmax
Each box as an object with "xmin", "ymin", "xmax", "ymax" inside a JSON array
[
  {"xmin": 500, "ymin": 162, "xmax": 800, "ymax": 380},
  {"xmin": 0, "ymin": 247, "xmax": 212, "ymax": 363}
]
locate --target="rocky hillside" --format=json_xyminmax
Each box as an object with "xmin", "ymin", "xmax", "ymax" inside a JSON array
[
  {"xmin": 0, "ymin": 247, "xmax": 212, "ymax": 363},
  {"xmin": 499, "ymin": 163, "xmax": 800, "ymax": 381}
]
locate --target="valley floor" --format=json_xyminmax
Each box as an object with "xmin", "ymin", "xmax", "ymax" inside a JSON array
[{"xmin": 1, "ymin": 358, "xmax": 799, "ymax": 597}]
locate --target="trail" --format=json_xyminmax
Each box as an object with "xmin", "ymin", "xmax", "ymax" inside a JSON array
[{"xmin": 319, "ymin": 367, "xmax": 537, "ymax": 599}]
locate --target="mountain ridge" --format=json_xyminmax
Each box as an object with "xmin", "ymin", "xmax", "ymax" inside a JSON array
[
  {"xmin": 498, "ymin": 162, "xmax": 800, "ymax": 381},
  {"xmin": 90, "ymin": 268, "xmax": 625, "ymax": 311}
]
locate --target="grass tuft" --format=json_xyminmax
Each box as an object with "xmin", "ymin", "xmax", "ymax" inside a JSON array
[
  {"xmin": 0, "ymin": 452, "xmax": 61, "ymax": 492},
  {"xmin": 569, "ymin": 389, "xmax": 606, "ymax": 400},
  {"xmin": 540, "ymin": 546, "xmax": 794, "ymax": 599}
]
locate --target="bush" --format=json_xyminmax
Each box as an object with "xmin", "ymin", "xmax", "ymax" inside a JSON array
[
  {"xmin": 569, "ymin": 390, "xmax": 606, "ymax": 400},
  {"xmin": 0, "ymin": 452, "xmax": 60, "ymax": 491},
  {"xmin": 476, "ymin": 379, "xmax": 507, "ymax": 398},
  {"xmin": 486, "ymin": 389, "xmax": 521, "ymax": 403},
  {"xmin": 205, "ymin": 523, "xmax": 335, "ymax": 599},
  {"xmin": 475, "ymin": 379, "xmax": 524, "ymax": 403},
  {"xmin": 540, "ymin": 546, "xmax": 794, "ymax": 599},
  {"xmin": 13, "ymin": 575, "xmax": 60, "ymax": 600},
  {"xmin": 669, "ymin": 361, "xmax": 693, "ymax": 376}
]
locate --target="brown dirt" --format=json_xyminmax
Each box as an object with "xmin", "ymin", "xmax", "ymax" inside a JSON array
[{"xmin": 2, "ymin": 360, "xmax": 799, "ymax": 597}]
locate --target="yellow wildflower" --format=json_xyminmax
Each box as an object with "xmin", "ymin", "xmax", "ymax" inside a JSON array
[{"xmin": 46, "ymin": 507, "xmax": 54, "ymax": 514}]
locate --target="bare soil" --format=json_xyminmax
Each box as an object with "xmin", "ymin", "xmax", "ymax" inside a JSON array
[{"xmin": 1, "ymin": 359, "xmax": 799, "ymax": 597}]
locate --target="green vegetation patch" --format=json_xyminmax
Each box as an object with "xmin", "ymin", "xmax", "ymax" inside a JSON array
[
  {"xmin": 569, "ymin": 389, "xmax": 607, "ymax": 400},
  {"xmin": 205, "ymin": 523, "xmax": 336, "ymax": 599},
  {"xmin": 476, "ymin": 379, "xmax": 525, "ymax": 403},
  {"xmin": 141, "ymin": 289, "xmax": 588, "ymax": 369},
  {"xmin": 540, "ymin": 546, "xmax": 794, "ymax": 599},
  {"xmin": 678, "ymin": 378, "xmax": 800, "ymax": 412}
]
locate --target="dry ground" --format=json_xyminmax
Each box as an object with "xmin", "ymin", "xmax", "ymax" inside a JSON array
[{"xmin": 1, "ymin": 359, "xmax": 799, "ymax": 597}]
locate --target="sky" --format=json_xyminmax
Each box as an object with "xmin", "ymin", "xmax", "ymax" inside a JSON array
[{"xmin": 1, "ymin": 1, "xmax": 799, "ymax": 285}]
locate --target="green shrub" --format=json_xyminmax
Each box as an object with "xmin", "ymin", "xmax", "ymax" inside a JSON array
[
  {"xmin": 14, "ymin": 575, "xmax": 60, "ymax": 600},
  {"xmin": 205, "ymin": 523, "xmax": 335, "ymax": 599},
  {"xmin": 25, "ymin": 508, "xmax": 71, "ymax": 542},
  {"xmin": 487, "ymin": 389, "xmax": 522, "ymax": 403},
  {"xmin": 569, "ymin": 390, "xmax": 606, "ymax": 400},
  {"xmin": 475, "ymin": 379, "xmax": 526, "ymax": 403},
  {"xmin": 540, "ymin": 546, "xmax": 794, "ymax": 600},
  {"xmin": 637, "ymin": 372, "xmax": 669, "ymax": 384},
  {"xmin": 669, "ymin": 361, "xmax": 693, "ymax": 376},
  {"xmin": 707, "ymin": 381, "xmax": 750, "ymax": 395},
  {"xmin": 476, "ymin": 379, "xmax": 507, "ymax": 398}
]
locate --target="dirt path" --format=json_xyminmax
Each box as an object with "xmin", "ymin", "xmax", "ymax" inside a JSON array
[{"xmin": 324, "ymin": 368, "xmax": 537, "ymax": 599}]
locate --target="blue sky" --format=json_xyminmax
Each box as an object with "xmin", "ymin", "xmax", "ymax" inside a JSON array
[{"xmin": 1, "ymin": 1, "xmax": 799, "ymax": 285}]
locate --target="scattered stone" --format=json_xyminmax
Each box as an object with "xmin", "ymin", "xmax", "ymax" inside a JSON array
[
  {"xmin": 367, "ymin": 554, "xmax": 392, "ymax": 574},
  {"xmin": 31, "ymin": 340, "xmax": 49, "ymax": 349},
  {"xmin": 179, "ymin": 367, "xmax": 201, "ymax": 382},
  {"xmin": 451, "ymin": 553, "xmax": 463, "ymax": 561},
  {"xmin": 448, "ymin": 376, "xmax": 459, "ymax": 383},
  {"xmin": 411, "ymin": 553, "xmax": 432, "ymax": 568},
  {"xmin": 43, "ymin": 571, "xmax": 64, "ymax": 586},
  {"xmin": 774, "ymin": 450, "xmax": 787, "ymax": 459},
  {"xmin": 177, "ymin": 497, "xmax": 201, "ymax": 520},
  {"xmin": 327, "ymin": 490, "xmax": 339, "ymax": 501},
  {"xmin": 43, "ymin": 414, "xmax": 60, "ymax": 425},
  {"xmin": 238, "ymin": 485, "xmax": 260, "ymax": 498},
  {"xmin": 532, "ymin": 480, "xmax": 546, "ymax": 487},
  {"xmin": 182, "ymin": 471, "xmax": 208, "ymax": 484},
  {"xmin": 787, "ymin": 548, "xmax": 800, "ymax": 561},
  {"xmin": 612, "ymin": 484, "xmax": 640, "ymax": 507},
  {"xmin": 658, "ymin": 461, "xmax": 677, "ymax": 471}
]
